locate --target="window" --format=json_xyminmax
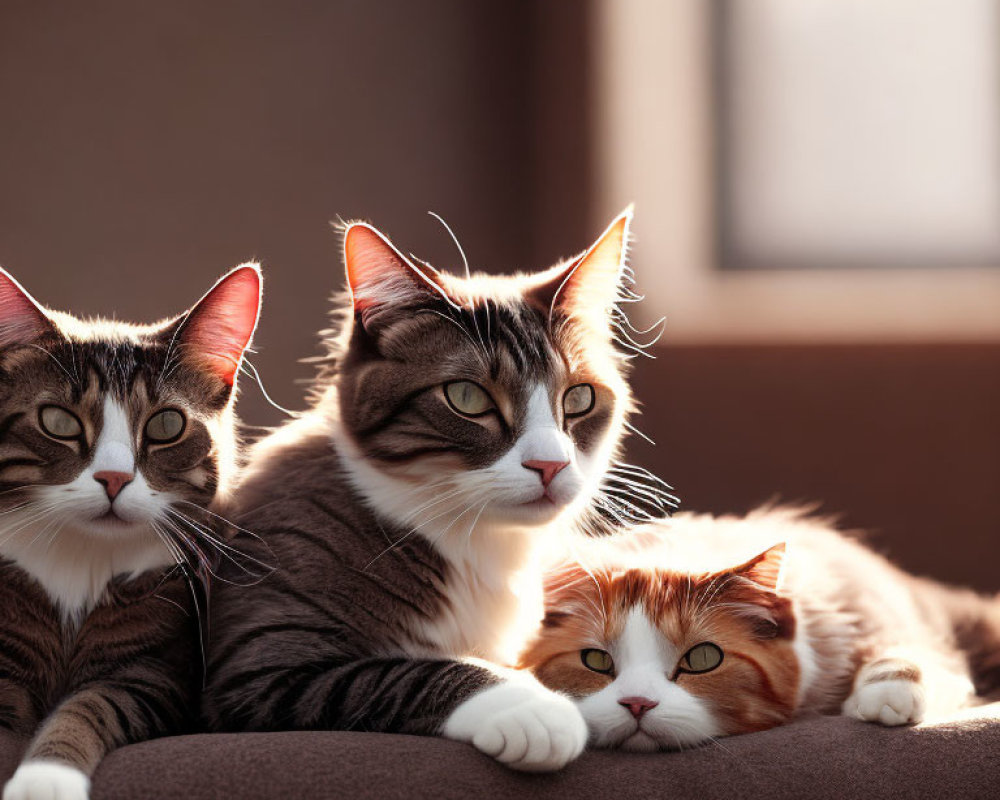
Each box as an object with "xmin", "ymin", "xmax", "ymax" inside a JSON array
[{"xmin": 595, "ymin": 0, "xmax": 1000, "ymax": 340}]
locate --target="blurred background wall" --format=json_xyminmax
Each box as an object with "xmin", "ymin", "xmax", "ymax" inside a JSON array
[
  {"xmin": 0, "ymin": 0, "xmax": 593, "ymax": 413},
  {"xmin": 1, "ymin": 1, "xmax": 998, "ymax": 589}
]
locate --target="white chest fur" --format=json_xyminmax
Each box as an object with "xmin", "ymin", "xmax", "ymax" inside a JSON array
[
  {"xmin": 404, "ymin": 522, "xmax": 546, "ymax": 665},
  {"xmin": 0, "ymin": 514, "xmax": 173, "ymax": 617},
  {"xmin": 332, "ymin": 418, "xmax": 560, "ymax": 666}
]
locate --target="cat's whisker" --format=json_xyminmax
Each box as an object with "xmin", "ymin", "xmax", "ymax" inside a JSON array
[
  {"xmin": 0, "ymin": 505, "xmax": 62, "ymax": 547},
  {"xmin": 420, "ymin": 309, "xmax": 489, "ymax": 368},
  {"xmin": 609, "ymin": 321, "xmax": 658, "ymax": 358},
  {"xmin": 26, "ymin": 344, "xmax": 79, "ymax": 387},
  {"xmin": 167, "ymin": 512, "xmax": 274, "ymax": 576},
  {"xmin": 609, "ymin": 462, "xmax": 676, "ymax": 492},
  {"xmin": 150, "ymin": 521, "xmax": 186, "ymax": 568},
  {"xmin": 426, "ymin": 211, "xmax": 491, "ymax": 357},
  {"xmin": 164, "ymin": 509, "xmax": 275, "ymax": 581},
  {"xmin": 158, "ymin": 515, "xmax": 239, "ymax": 586},
  {"xmin": 426, "ymin": 500, "xmax": 483, "ymax": 553},
  {"xmin": 601, "ymin": 476, "xmax": 678, "ymax": 510},
  {"xmin": 622, "ymin": 420, "xmax": 656, "ymax": 446},
  {"xmin": 594, "ymin": 496, "xmax": 632, "ymax": 528},
  {"xmin": 170, "ymin": 501, "xmax": 273, "ymax": 547},
  {"xmin": 151, "ymin": 520, "xmax": 209, "ymax": 681},
  {"xmin": 599, "ymin": 491, "xmax": 672, "ymax": 524},
  {"xmin": 461, "ymin": 501, "xmax": 490, "ymax": 551},
  {"xmin": 396, "ymin": 487, "xmax": 467, "ymax": 526},
  {"xmin": 602, "ymin": 474, "xmax": 674, "ymax": 500},
  {"xmin": 560, "ymin": 538, "xmax": 609, "ymax": 619},
  {"xmin": 363, "ymin": 494, "xmax": 473, "ymax": 571},
  {"xmin": 240, "ymin": 359, "xmax": 298, "ymax": 418}
]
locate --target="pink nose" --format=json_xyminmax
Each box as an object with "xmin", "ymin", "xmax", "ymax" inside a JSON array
[
  {"xmin": 94, "ymin": 471, "xmax": 134, "ymax": 501},
  {"xmin": 619, "ymin": 696, "xmax": 659, "ymax": 720},
  {"xmin": 522, "ymin": 459, "xmax": 569, "ymax": 488}
]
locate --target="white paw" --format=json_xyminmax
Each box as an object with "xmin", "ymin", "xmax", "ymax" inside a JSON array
[
  {"xmin": 844, "ymin": 679, "xmax": 926, "ymax": 726},
  {"xmin": 3, "ymin": 762, "xmax": 90, "ymax": 800},
  {"xmin": 444, "ymin": 679, "xmax": 587, "ymax": 772}
]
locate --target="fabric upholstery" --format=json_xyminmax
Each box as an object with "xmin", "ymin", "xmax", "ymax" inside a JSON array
[{"xmin": 4, "ymin": 705, "xmax": 998, "ymax": 799}]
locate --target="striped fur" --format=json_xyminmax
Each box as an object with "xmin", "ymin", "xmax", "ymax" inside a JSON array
[
  {"xmin": 0, "ymin": 265, "xmax": 260, "ymax": 799},
  {"xmin": 520, "ymin": 510, "xmax": 999, "ymax": 750},
  {"xmin": 204, "ymin": 211, "xmax": 655, "ymax": 770}
]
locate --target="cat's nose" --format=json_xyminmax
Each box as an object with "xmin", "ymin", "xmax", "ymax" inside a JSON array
[
  {"xmin": 521, "ymin": 459, "xmax": 569, "ymax": 488},
  {"xmin": 94, "ymin": 471, "xmax": 134, "ymax": 501},
  {"xmin": 618, "ymin": 696, "xmax": 659, "ymax": 720}
]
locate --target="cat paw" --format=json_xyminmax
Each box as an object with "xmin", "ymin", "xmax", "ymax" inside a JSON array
[
  {"xmin": 443, "ymin": 679, "xmax": 587, "ymax": 772},
  {"xmin": 844, "ymin": 679, "xmax": 926, "ymax": 726},
  {"xmin": 3, "ymin": 762, "xmax": 90, "ymax": 800}
]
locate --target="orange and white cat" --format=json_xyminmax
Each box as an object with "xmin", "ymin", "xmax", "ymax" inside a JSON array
[{"xmin": 519, "ymin": 509, "xmax": 998, "ymax": 751}]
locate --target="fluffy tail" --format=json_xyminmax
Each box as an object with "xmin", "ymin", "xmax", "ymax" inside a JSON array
[{"xmin": 945, "ymin": 587, "xmax": 1000, "ymax": 700}]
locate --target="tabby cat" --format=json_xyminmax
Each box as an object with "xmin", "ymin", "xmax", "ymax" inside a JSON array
[
  {"xmin": 0, "ymin": 265, "xmax": 261, "ymax": 800},
  {"xmin": 204, "ymin": 210, "xmax": 673, "ymax": 771},
  {"xmin": 520, "ymin": 509, "xmax": 1000, "ymax": 751}
]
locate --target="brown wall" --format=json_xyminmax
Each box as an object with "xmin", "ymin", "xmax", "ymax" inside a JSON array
[
  {"xmin": 628, "ymin": 344, "xmax": 1000, "ymax": 593},
  {"xmin": 0, "ymin": 0, "xmax": 593, "ymax": 426}
]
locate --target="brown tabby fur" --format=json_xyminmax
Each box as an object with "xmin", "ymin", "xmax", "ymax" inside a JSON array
[
  {"xmin": 0, "ymin": 264, "xmax": 259, "ymax": 788},
  {"xmin": 0, "ymin": 565, "xmax": 198, "ymax": 770}
]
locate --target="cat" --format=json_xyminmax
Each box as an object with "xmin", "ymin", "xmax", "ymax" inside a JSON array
[
  {"xmin": 519, "ymin": 508, "xmax": 1000, "ymax": 752},
  {"xmin": 202, "ymin": 209, "xmax": 675, "ymax": 771},
  {"xmin": 0, "ymin": 264, "xmax": 261, "ymax": 800}
]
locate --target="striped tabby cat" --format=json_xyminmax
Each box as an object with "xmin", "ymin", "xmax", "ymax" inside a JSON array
[
  {"xmin": 0, "ymin": 265, "xmax": 261, "ymax": 800},
  {"xmin": 204, "ymin": 210, "xmax": 671, "ymax": 771},
  {"xmin": 520, "ymin": 510, "xmax": 1000, "ymax": 751}
]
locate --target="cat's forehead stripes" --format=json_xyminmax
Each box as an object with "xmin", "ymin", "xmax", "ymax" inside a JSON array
[{"xmin": 339, "ymin": 292, "xmax": 581, "ymax": 470}]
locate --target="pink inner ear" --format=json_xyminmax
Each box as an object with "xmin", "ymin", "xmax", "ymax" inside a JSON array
[
  {"xmin": 181, "ymin": 265, "xmax": 261, "ymax": 386},
  {"xmin": 0, "ymin": 270, "xmax": 52, "ymax": 347},
  {"xmin": 553, "ymin": 210, "xmax": 631, "ymax": 312},
  {"xmin": 344, "ymin": 223, "xmax": 446, "ymax": 313},
  {"xmin": 740, "ymin": 543, "xmax": 786, "ymax": 593}
]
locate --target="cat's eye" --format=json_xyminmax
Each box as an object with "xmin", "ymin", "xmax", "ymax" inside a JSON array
[
  {"xmin": 38, "ymin": 405, "xmax": 83, "ymax": 440},
  {"xmin": 563, "ymin": 384, "xmax": 595, "ymax": 418},
  {"xmin": 444, "ymin": 381, "xmax": 494, "ymax": 417},
  {"xmin": 581, "ymin": 648, "xmax": 614, "ymax": 674},
  {"xmin": 679, "ymin": 642, "xmax": 724, "ymax": 675},
  {"xmin": 145, "ymin": 409, "xmax": 186, "ymax": 444}
]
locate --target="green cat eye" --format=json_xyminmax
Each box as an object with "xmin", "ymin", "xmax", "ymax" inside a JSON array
[
  {"xmin": 145, "ymin": 409, "xmax": 186, "ymax": 444},
  {"xmin": 679, "ymin": 642, "xmax": 724, "ymax": 675},
  {"xmin": 563, "ymin": 383, "xmax": 595, "ymax": 418},
  {"xmin": 38, "ymin": 405, "xmax": 83, "ymax": 440},
  {"xmin": 444, "ymin": 381, "xmax": 494, "ymax": 417},
  {"xmin": 581, "ymin": 648, "xmax": 614, "ymax": 674}
]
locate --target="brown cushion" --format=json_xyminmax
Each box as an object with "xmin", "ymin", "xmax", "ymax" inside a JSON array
[{"xmin": 4, "ymin": 706, "xmax": 997, "ymax": 799}]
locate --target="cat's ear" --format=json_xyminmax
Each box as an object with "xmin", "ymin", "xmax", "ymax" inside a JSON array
[
  {"xmin": 174, "ymin": 264, "xmax": 262, "ymax": 387},
  {"xmin": 343, "ymin": 222, "xmax": 454, "ymax": 327},
  {"xmin": 542, "ymin": 561, "xmax": 591, "ymax": 603},
  {"xmin": 0, "ymin": 268, "xmax": 57, "ymax": 348},
  {"xmin": 540, "ymin": 560, "xmax": 610, "ymax": 620},
  {"xmin": 529, "ymin": 205, "xmax": 633, "ymax": 316},
  {"xmin": 729, "ymin": 543, "xmax": 786, "ymax": 594}
]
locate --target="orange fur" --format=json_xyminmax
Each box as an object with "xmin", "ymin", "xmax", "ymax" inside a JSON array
[{"xmin": 520, "ymin": 548, "xmax": 801, "ymax": 738}]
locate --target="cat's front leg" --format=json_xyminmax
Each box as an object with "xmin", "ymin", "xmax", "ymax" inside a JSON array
[
  {"xmin": 842, "ymin": 656, "xmax": 927, "ymax": 726},
  {"xmin": 842, "ymin": 648, "xmax": 974, "ymax": 726},
  {"xmin": 4, "ymin": 671, "xmax": 186, "ymax": 800},
  {"xmin": 2, "ymin": 686, "xmax": 116, "ymax": 800},
  {"xmin": 443, "ymin": 660, "xmax": 587, "ymax": 772}
]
